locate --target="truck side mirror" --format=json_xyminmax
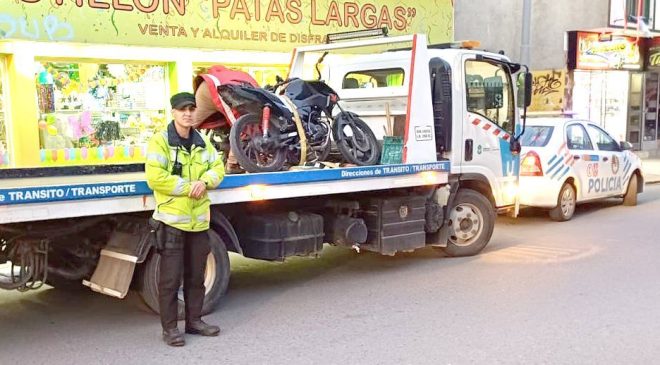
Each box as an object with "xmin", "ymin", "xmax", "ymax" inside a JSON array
[
  {"xmin": 524, "ymin": 72, "xmax": 533, "ymax": 108},
  {"xmin": 510, "ymin": 138, "xmax": 522, "ymax": 155}
]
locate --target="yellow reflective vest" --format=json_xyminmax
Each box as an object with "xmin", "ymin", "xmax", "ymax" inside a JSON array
[{"xmin": 145, "ymin": 122, "xmax": 225, "ymax": 232}]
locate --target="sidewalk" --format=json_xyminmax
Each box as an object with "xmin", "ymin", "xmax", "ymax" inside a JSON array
[{"xmin": 641, "ymin": 158, "xmax": 660, "ymax": 184}]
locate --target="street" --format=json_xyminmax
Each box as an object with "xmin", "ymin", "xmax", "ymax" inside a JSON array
[{"xmin": 2, "ymin": 185, "xmax": 660, "ymax": 364}]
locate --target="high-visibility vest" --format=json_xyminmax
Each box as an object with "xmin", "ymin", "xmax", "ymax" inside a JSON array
[{"xmin": 145, "ymin": 122, "xmax": 225, "ymax": 232}]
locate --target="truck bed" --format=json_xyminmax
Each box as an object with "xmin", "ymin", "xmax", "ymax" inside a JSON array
[{"xmin": 0, "ymin": 162, "xmax": 449, "ymax": 224}]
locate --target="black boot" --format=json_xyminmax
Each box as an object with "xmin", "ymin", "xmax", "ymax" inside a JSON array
[
  {"xmin": 163, "ymin": 328, "xmax": 185, "ymax": 347},
  {"xmin": 185, "ymin": 320, "xmax": 221, "ymax": 336}
]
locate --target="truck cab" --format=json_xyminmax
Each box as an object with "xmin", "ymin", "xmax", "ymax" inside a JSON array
[{"xmin": 317, "ymin": 36, "xmax": 529, "ymax": 213}]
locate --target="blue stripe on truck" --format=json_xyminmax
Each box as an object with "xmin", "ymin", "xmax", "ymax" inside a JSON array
[{"xmin": 0, "ymin": 162, "xmax": 450, "ymax": 206}]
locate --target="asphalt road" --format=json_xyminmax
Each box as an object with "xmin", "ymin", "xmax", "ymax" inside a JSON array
[{"xmin": 2, "ymin": 186, "xmax": 660, "ymax": 364}]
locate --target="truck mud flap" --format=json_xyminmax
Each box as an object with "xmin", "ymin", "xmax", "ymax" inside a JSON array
[
  {"xmin": 83, "ymin": 250, "xmax": 137, "ymax": 298},
  {"xmin": 83, "ymin": 219, "xmax": 152, "ymax": 298}
]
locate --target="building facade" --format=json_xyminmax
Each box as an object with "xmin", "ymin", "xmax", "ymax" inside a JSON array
[
  {"xmin": 457, "ymin": 0, "xmax": 660, "ymax": 156},
  {"xmin": 454, "ymin": 0, "xmax": 609, "ymax": 70}
]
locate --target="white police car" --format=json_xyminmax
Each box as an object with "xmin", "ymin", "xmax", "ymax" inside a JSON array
[{"xmin": 518, "ymin": 118, "xmax": 643, "ymax": 221}]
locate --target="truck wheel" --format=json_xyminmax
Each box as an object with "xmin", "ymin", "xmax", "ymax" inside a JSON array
[
  {"xmin": 549, "ymin": 183, "xmax": 576, "ymax": 221},
  {"xmin": 623, "ymin": 174, "xmax": 638, "ymax": 206},
  {"xmin": 136, "ymin": 231, "xmax": 230, "ymax": 319},
  {"xmin": 441, "ymin": 189, "xmax": 495, "ymax": 257}
]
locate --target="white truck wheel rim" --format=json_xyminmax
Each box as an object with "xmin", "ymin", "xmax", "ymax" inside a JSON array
[{"xmin": 449, "ymin": 203, "xmax": 484, "ymax": 247}]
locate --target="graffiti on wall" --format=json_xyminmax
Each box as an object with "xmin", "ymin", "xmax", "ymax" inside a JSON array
[
  {"xmin": 529, "ymin": 69, "xmax": 566, "ymax": 113},
  {"xmin": 0, "ymin": 14, "xmax": 74, "ymax": 41}
]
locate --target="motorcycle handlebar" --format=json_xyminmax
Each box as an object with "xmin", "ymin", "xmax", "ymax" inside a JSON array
[{"xmin": 265, "ymin": 77, "xmax": 299, "ymax": 93}]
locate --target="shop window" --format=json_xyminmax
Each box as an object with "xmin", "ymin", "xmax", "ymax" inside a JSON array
[
  {"xmin": 35, "ymin": 61, "xmax": 168, "ymax": 165},
  {"xmin": 611, "ymin": 0, "xmax": 655, "ymax": 29},
  {"xmin": 627, "ymin": 0, "xmax": 653, "ymax": 23},
  {"xmin": 566, "ymin": 124, "xmax": 594, "ymax": 150},
  {"xmin": 0, "ymin": 57, "xmax": 8, "ymax": 167},
  {"xmin": 342, "ymin": 68, "xmax": 405, "ymax": 89},
  {"xmin": 465, "ymin": 60, "xmax": 515, "ymax": 134}
]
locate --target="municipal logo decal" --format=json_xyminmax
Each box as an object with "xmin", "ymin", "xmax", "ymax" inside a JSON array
[{"xmin": 611, "ymin": 155, "xmax": 620, "ymax": 174}]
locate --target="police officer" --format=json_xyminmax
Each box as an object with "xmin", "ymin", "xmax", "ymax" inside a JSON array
[{"xmin": 145, "ymin": 92, "xmax": 225, "ymax": 347}]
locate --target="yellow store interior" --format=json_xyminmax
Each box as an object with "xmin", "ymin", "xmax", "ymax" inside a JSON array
[{"xmin": 0, "ymin": 40, "xmax": 290, "ymax": 169}]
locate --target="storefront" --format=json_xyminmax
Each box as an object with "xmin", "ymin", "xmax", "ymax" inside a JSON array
[
  {"xmin": 0, "ymin": 0, "xmax": 453, "ymax": 169},
  {"xmin": 0, "ymin": 56, "xmax": 8, "ymax": 167},
  {"xmin": 567, "ymin": 30, "xmax": 660, "ymax": 155}
]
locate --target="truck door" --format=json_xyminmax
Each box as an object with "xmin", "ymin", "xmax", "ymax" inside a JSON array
[{"xmin": 462, "ymin": 57, "xmax": 519, "ymax": 207}]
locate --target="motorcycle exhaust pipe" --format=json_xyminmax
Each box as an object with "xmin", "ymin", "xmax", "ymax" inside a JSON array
[{"xmin": 262, "ymin": 105, "xmax": 271, "ymax": 138}]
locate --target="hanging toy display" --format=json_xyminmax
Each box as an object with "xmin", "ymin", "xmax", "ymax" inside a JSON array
[
  {"xmin": 94, "ymin": 120, "xmax": 120, "ymax": 144},
  {"xmin": 37, "ymin": 70, "xmax": 56, "ymax": 114}
]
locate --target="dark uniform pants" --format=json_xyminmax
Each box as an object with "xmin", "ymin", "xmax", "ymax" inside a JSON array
[{"xmin": 158, "ymin": 227, "xmax": 211, "ymax": 330}]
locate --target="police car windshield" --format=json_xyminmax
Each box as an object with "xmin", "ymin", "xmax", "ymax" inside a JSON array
[{"xmin": 520, "ymin": 126, "xmax": 554, "ymax": 147}]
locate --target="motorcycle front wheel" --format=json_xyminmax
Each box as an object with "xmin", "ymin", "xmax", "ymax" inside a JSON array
[
  {"xmin": 229, "ymin": 113, "xmax": 287, "ymax": 173},
  {"xmin": 332, "ymin": 112, "xmax": 380, "ymax": 166}
]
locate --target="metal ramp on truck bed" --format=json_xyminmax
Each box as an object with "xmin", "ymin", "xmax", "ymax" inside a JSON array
[{"xmin": 0, "ymin": 162, "xmax": 449, "ymax": 224}]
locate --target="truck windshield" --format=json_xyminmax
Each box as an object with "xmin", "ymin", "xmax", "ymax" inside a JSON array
[
  {"xmin": 465, "ymin": 60, "xmax": 515, "ymax": 134},
  {"xmin": 520, "ymin": 126, "xmax": 554, "ymax": 147}
]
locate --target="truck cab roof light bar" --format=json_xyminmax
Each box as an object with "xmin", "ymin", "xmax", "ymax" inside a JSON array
[
  {"xmin": 387, "ymin": 40, "xmax": 481, "ymax": 52},
  {"xmin": 325, "ymin": 27, "xmax": 389, "ymax": 44}
]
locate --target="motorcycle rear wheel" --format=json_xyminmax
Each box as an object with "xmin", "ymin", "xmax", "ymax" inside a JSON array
[
  {"xmin": 229, "ymin": 113, "xmax": 287, "ymax": 173},
  {"xmin": 332, "ymin": 112, "xmax": 380, "ymax": 166}
]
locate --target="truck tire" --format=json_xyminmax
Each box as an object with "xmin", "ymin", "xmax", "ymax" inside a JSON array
[
  {"xmin": 549, "ymin": 183, "xmax": 576, "ymax": 221},
  {"xmin": 136, "ymin": 231, "xmax": 230, "ymax": 319},
  {"xmin": 623, "ymin": 174, "xmax": 638, "ymax": 206},
  {"xmin": 441, "ymin": 189, "xmax": 495, "ymax": 257}
]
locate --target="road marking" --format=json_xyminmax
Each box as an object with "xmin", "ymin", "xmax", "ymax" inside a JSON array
[{"xmin": 479, "ymin": 244, "xmax": 599, "ymax": 264}]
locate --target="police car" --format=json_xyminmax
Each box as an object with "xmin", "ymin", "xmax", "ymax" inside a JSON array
[{"xmin": 518, "ymin": 118, "xmax": 643, "ymax": 221}]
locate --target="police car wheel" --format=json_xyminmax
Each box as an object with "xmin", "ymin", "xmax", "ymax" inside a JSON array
[
  {"xmin": 441, "ymin": 189, "xmax": 495, "ymax": 257},
  {"xmin": 623, "ymin": 174, "xmax": 638, "ymax": 206},
  {"xmin": 137, "ymin": 231, "xmax": 230, "ymax": 319},
  {"xmin": 549, "ymin": 183, "xmax": 576, "ymax": 222}
]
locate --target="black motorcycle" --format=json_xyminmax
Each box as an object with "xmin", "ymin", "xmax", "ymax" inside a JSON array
[{"xmin": 219, "ymin": 75, "xmax": 380, "ymax": 173}]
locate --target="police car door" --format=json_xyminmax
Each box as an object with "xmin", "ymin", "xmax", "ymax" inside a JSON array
[
  {"xmin": 564, "ymin": 123, "xmax": 599, "ymax": 200},
  {"xmin": 463, "ymin": 56, "xmax": 518, "ymax": 206},
  {"xmin": 586, "ymin": 124, "xmax": 626, "ymax": 197}
]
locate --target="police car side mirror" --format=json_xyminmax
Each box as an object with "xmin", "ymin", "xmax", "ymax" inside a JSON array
[{"xmin": 619, "ymin": 141, "xmax": 633, "ymax": 151}]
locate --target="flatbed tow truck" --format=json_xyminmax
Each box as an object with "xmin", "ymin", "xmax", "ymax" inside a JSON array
[{"xmin": 0, "ymin": 30, "xmax": 531, "ymax": 317}]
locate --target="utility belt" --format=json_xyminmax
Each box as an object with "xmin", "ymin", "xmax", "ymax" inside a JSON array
[{"xmin": 148, "ymin": 218, "xmax": 185, "ymax": 252}]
